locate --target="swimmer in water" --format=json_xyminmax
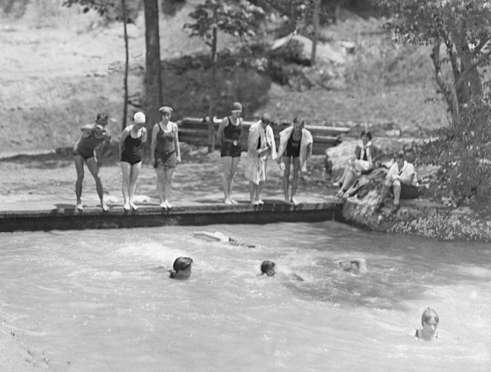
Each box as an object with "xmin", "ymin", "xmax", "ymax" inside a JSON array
[
  {"xmin": 260, "ymin": 260, "xmax": 304, "ymax": 281},
  {"xmin": 169, "ymin": 257, "xmax": 193, "ymax": 280},
  {"xmin": 338, "ymin": 258, "xmax": 367, "ymax": 273},
  {"xmin": 193, "ymin": 231, "xmax": 256, "ymax": 248},
  {"xmin": 415, "ymin": 307, "xmax": 439, "ymax": 341}
]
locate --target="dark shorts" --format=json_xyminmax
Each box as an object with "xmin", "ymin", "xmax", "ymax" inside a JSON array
[
  {"xmin": 398, "ymin": 184, "xmax": 419, "ymax": 199},
  {"xmin": 154, "ymin": 151, "xmax": 177, "ymax": 169},
  {"xmin": 221, "ymin": 142, "xmax": 241, "ymax": 158},
  {"xmin": 121, "ymin": 153, "xmax": 142, "ymax": 166}
]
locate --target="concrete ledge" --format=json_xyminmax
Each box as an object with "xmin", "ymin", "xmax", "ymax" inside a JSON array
[{"xmin": 0, "ymin": 200, "xmax": 344, "ymax": 233}]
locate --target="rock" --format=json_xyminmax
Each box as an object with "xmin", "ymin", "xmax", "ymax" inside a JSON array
[{"xmin": 271, "ymin": 33, "xmax": 350, "ymax": 64}]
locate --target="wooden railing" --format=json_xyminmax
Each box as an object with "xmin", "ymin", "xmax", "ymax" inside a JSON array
[{"xmin": 177, "ymin": 117, "xmax": 349, "ymax": 155}]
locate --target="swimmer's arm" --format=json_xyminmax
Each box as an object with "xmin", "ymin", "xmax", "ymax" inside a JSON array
[
  {"xmin": 291, "ymin": 273, "xmax": 304, "ymax": 281},
  {"xmin": 193, "ymin": 231, "xmax": 227, "ymax": 242},
  {"xmin": 119, "ymin": 127, "xmax": 130, "ymax": 157}
]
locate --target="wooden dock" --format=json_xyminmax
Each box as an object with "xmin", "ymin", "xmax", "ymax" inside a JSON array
[
  {"xmin": 177, "ymin": 117, "xmax": 350, "ymax": 155},
  {"xmin": 0, "ymin": 200, "xmax": 344, "ymax": 233}
]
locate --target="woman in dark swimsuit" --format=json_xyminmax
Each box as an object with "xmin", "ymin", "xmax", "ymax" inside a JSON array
[
  {"xmin": 72, "ymin": 113, "xmax": 111, "ymax": 211},
  {"xmin": 278, "ymin": 117, "xmax": 304, "ymax": 205},
  {"xmin": 119, "ymin": 112, "xmax": 148, "ymax": 211},
  {"xmin": 150, "ymin": 106, "xmax": 181, "ymax": 209},
  {"xmin": 216, "ymin": 102, "xmax": 243, "ymax": 205}
]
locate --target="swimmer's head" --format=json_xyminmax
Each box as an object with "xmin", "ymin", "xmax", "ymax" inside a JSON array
[
  {"xmin": 420, "ymin": 307, "xmax": 439, "ymax": 339},
  {"xmin": 292, "ymin": 116, "xmax": 305, "ymax": 133},
  {"xmin": 421, "ymin": 307, "xmax": 439, "ymax": 326},
  {"xmin": 95, "ymin": 113, "xmax": 109, "ymax": 126},
  {"xmin": 170, "ymin": 257, "xmax": 193, "ymax": 279},
  {"xmin": 338, "ymin": 260, "xmax": 355, "ymax": 272},
  {"xmin": 261, "ymin": 260, "xmax": 276, "ymax": 276}
]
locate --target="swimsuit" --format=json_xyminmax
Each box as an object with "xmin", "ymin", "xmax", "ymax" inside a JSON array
[
  {"xmin": 73, "ymin": 132, "xmax": 104, "ymax": 160},
  {"xmin": 154, "ymin": 123, "xmax": 178, "ymax": 169},
  {"xmin": 284, "ymin": 132, "xmax": 301, "ymax": 158},
  {"xmin": 220, "ymin": 116, "xmax": 243, "ymax": 158},
  {"xmin": 121, "ymin": 132, "xmax": 143, "ymax": 165}
]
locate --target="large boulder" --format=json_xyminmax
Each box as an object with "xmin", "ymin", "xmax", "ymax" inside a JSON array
[{"xmin": 271, "ymin": 33, "xmax": 351, "ymax": 65}]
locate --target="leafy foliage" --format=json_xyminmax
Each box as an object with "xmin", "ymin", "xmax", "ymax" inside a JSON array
[
  {"xmin": 63, "ymin": 0, "xmax": 140, "ymax": 22},
  {"xmin": 184, "ymin": 0, "xmax": 264, "ymax": 48}
]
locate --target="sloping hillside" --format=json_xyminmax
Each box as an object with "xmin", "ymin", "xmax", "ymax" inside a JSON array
[{"xmin": 0, "ymin": 0, "xmax": 446, "ymax": 155}]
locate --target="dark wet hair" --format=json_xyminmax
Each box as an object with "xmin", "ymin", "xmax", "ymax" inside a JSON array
[
  {"xmin": 396, "ymin": 151, "xmax": 405, "ymax": 160},
  {"xmin": 360, "ymin": 130, "xmax": 372, "ymax": 140},
  {"xmin": 292, "ymin": 116, "xmax": 305, "ymax": 126},
  {"xmin": 173, "ymin": 257, "xmax": 193, "ymax": 272},
  {"xmin": 421, "ymin": 308, "xmax": 439, "ymax": 325},
  {"xmin": 260, "ymin": 260, "xmax": 276, "ymax": 274},
  {"xmin": 96, "ymin": 113, "xmax": 109, "ymax": 125}
]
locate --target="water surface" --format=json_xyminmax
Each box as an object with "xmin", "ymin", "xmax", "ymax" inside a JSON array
[{"xmin": 1, "ymin": 222, "xmax": 490, "ymax": 371}]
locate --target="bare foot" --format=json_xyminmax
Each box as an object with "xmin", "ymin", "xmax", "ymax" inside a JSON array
[
  {"xmin": 290, "ymin": 197, "xmax": 299, "ymax": 206},
  {"xmin": 129, "ymin": 202, "xmax": 138, "ymax": 211},
  {"xmin": 164, "ymin": 200, "xmax": 172, "ymax": 209},
  {"xmin": 123, "ymin": 203, "xmax": 130, "ymax": 211},
  {"xmin": 230, "ymin": 198, "xmax": 238, "ymax": 205},
  {"xmin": 224, "ymin": 199, "xmax": 233, "ymax": 205},
  {"xmin": 101, "ymin": 202, "xmax": 109, "ymax": 212},
  {"xmin": 160, "ymin": 201, "xmax": 168, "ymax": 210},
  {"xmin": 76, "ymin": 203, "xmax": 83, "ymax": 211},
  {"xmin": 257, "ymin": 200, "xmax": 264, "ymax": 205}
]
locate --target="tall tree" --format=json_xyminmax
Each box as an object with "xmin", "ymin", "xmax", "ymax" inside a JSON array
[
  {"xmin": 376, "ymin": 0, "xmax": 491, "ymax": 127},
  {"xmin": 184, "ymin": 0, "xmax": 263, "ymax": 151},
  {"xmin": 63, "ymin": 0, "xmax": 137, "ymax": 130},
  {"xmin": 143, "ymin": 0, "xmax": 163, "ymax": 132}
]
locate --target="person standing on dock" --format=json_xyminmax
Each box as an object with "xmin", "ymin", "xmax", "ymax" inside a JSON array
[
  {"xmin": 119, "ymin": 112, "xmax": 147, "ymax": 211},
  {"xmin": 150, "ymin": 106, "xmax": 181, "ymax": 210},
  {"xmin": 72, "ymin": 113, "xmax": 111, "ymax": 212},
  {"xmin": 277, "ymin": 117, "xmax": 313, "ymax": 205},
  {"xmin": 216, "ymin": 102, "xmax": 244, "ymax": 205},
  {"xmin": 245, "ymin": 113, "xmax": 277, "ymax": 205}
]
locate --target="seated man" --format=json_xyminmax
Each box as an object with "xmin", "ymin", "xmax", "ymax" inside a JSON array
[{"xmin": 374, "ymin": 151, "xmax": 418, "ymax": 214}]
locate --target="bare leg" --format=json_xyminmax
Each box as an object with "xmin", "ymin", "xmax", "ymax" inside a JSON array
[
  {"xmin": 163, "ymin": 167, "xmax": 175, "ymax": 208},
  {"xmin": 228, "ymin": 157, "xmax": 240, "ymax": 203},
  {"xmin": 249, "ymin": 181, "xmax": 256, "ymax": 204},
  {"xmin": 86, "ymin": 157, "xmax": 108, "ymax": 211},
  {"xmin": 282, "ymin": 156, "xmax": 291, "ymax": 202},
  {"xmin": 221, "ymin": 156, "xmax": 232, "ymax": 203},
  {"xmin": 121, "ymin": 161, "xmax": 131, "ymax": 209},
  {"xmin": 129, "ymin": 162, "xmax": 142, "ymax": 209},
  {"xmin": 337, "ymin": 168, "xmax": 357, "ymax": 197},
  {"xmin": 155, "ymin": 167, "xmax": 165, "ymax": 207},
  {"xmin": 74, "ymin": 155, "xmax": 85, "ymax": 209},
  {"xmin": 291, "ymin": 157, "xmax": 301, "ymax": 204},
  {"xmin": 256, "ymin": 181, "xmax": 264, "ymax": 203},
  {"xmin": 392, "ymin": 180, "xmax": 401, "ymax": 205}
]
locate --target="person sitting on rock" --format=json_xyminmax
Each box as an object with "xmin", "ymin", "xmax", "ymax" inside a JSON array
[
  {"xmin": 333, "ymin": 130, "xmax": 374, "ymax": 198},
  {"xmin": 373, "ymin": 151, "xmax": 418, "ymax": 214}
]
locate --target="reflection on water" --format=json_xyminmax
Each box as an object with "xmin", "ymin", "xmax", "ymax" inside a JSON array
[{"xmin": 1, "ymin": 222, "xmax": 491, "ymax": 371}]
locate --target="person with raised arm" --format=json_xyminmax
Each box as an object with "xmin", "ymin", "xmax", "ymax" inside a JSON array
[{"xmin": 72, "ymin": 113, "xmax": 111, "ymax": 211}]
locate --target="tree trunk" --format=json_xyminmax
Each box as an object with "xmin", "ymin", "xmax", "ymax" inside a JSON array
[
  {"xmin": 208, "ymin": 20, "xmax": 218, "ymax": 153},
  {"xmin": 122, "ymin": 0, "xmax": 129, "ymax": 131},
  {"xmin": 311, "ymin": 0, "xmax": 320, "ymax": 66},
  {"xmin": 143, "ymin": 0, "xmax": 163, "ymax": 136}
]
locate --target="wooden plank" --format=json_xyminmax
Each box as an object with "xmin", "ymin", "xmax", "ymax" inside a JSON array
[{"xmin": 177, "ymin": 117, "xmax": 350, "ymax": 137}]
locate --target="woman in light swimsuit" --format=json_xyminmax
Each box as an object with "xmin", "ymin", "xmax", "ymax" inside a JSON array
[
  {"xmin": 150, "ymin": 106, "xmax": 181, "ymax": 210},
  {"xmin": 119, "ymin": 112, "xmax": 147, "ymax": 211},
  {"xmin": 72, "ymin": 113, "xmax": 111, "ymax": 211},
  {"xmin": 216, "ymin": 102, "xmax": 244, "ymax": 205}
]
